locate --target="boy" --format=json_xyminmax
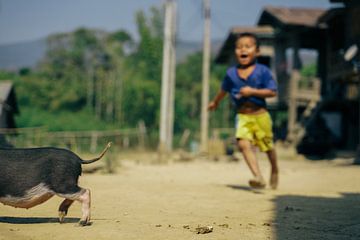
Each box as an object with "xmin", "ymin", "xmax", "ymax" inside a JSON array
[{"xmin": 208, "ymin": 32, "xmax": 279, "ymax": 189}]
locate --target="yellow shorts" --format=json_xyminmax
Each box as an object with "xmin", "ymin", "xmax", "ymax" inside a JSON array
[{"xmin": 235, "ymin": 112, "xmax": 274, "ymax": 152}]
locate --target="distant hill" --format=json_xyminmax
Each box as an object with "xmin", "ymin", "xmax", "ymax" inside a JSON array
[
  {"xmin": 0, "ymin": 39, "xmax": 47, "ymax": 70},
  {"xmin": 0, "ymin": 38, "xmax": 224, "ymax": 71},
  {"xmin": 0, "ymin": 37, "xmax": 316, "ymax": 71}
]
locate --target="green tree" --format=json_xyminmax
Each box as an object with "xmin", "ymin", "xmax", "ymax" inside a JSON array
[
  {"xmin": 121, "ymin": 6, "xmax": 164, "ymax": 130},
  {"xmin": 175, "ymin": 52, "xmax": 231, "ymax": 139},
  {"xmin": 1, "ymin": 4, "xmax": 234, "ymax": 144}
]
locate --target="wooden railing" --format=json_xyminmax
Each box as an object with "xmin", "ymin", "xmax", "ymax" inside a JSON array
[
  {"xmin": 0, "ymin": 123, "xmax": 147, "ymax": 153},
  {"xmin": 287, "ymin": 70, "xmax": 321, "ymax": 144}
]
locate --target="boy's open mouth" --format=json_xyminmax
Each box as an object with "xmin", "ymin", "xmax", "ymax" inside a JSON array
[{"xmin": 240, "ymin": 53, "xmax": 249, "ymax": 59}]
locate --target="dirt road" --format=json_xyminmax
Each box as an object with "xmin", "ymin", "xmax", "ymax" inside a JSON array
[{"xmin": 1, "ymin": 149, "xmax": 360, "ymax": 240}]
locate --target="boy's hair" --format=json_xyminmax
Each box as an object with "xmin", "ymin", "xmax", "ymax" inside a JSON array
[{"xmin": 235, "ymin": 32, "xmax": 260, "ymax": 49}]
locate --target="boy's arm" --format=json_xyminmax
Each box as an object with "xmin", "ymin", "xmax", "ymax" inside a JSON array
[
  {"xmin": 239, "ymin": 86, "xmax": 276, "ymax": 99},
  {"xmin": 208, "ymin": 89, "xmax": 227, "ymax": 111}
]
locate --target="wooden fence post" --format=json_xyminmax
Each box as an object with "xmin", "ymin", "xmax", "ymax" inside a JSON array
[
  {"xmin": 90, "ymin": 132, "xmax": 98, "ymax": 153},
  {"xmin": 138, "ymin": 120, "xmax": 146, "ymax": 150}
]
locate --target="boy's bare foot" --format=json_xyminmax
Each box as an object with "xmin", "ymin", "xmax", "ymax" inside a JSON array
[
  {"xmin": 270, "ymin": 172, "xmax": 278, "ymax": 190},
  {"xmin": 249, "ymin": 176, "xmax": 266, "ymax": 189}
]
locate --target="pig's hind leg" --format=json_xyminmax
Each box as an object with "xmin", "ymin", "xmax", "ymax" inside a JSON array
[
  {"xmin": 58, "ymin": 199, "xmax": 74, "ymax": 223},
  {"xmin": 57, "ymin": 187, "xmax": 91, "ymax": 226}
]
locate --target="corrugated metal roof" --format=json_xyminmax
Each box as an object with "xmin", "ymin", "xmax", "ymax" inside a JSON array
[
  {"xmin": 229, "ymin": 26, "xmax": 274, "ymax": 35},
  {"xmin": 259, "ymin": 6, "xmax": 327, "ymax": 27},
  {"xmin": 317, "ymin": 7, "xmax": 345, "ymax": 24}
]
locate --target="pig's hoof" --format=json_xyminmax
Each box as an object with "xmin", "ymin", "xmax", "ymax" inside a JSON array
[
  {"xmin": 58, "ymin": 211, "xmax": 66, "ymax": 223},
  {"xmin": 78, "ymin": 220, "xmax": 92, "ymax": 227}
]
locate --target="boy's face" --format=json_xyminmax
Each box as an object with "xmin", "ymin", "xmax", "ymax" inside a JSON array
[{"xmin": 235, "ymin": 36, "xmax": 259, "ymax": 67}]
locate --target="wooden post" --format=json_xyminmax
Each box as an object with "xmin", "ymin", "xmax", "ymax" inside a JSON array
[
  {"xmin": 138, "ymin": 120, "xmax": 146, "ymax": 150},
  {"xmin": 287, "ymin": 70, "xmax": 300, "ymax": 142},
  {"xmin": 354, "ymin": 68, "xmax": 360, "ymax": 164},
  {"xmin": 200, "ymin": 0, "xmax": 211, "ymax": 153},
  {"xmin": 179, "ymin": 129, "xmax": 191, "ymax": 148},
  {"xmin": 274, "ymin": 39, "xmax": 288, "ymax": 103},
  {"xmin": 159, "ymin": 0, "xmax": 176, "ymax": 159},
  {"xmin": 115, "ymin": 67, "xmax": 123, "ymax": 125},
  {"xmin": 95, "ymin": 71, "xmax": 103, "ymax": 119},
  {"xmin": 167, "ymin": 1, "xmax": 177, "ymax": 152},
  {"xmin": 286, "ymin": 35, "xmax": 302, "ymax": 143},
  {"xmin": 90, "ymin": 132, "xmax": 98, "ymax": 153}
]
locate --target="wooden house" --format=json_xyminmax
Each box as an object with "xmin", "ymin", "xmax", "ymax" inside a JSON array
[
  {"xmin": 312, "ymin": 0, "xmax": 360, "ymax": 156},
  {"xmin": 256, "ymin": 6, "xmax": 327, "ymax": 150},
  {"xmin": 257, "ymin": 3, "xmax": 360, "ymax": 155}
]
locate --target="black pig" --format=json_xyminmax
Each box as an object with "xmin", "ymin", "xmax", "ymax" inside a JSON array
[{"xmin": 0, "ymin": 142, "xmax": 111, "ymax": 226}]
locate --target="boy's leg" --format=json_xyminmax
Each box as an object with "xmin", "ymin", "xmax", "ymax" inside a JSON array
[
  {"xmin": 266, "ymin": 148, "xmax": 279, "ymax": 189},
  {"xmin": 238, "ymin": 139, "xmax": 266, "ymax": 188}
]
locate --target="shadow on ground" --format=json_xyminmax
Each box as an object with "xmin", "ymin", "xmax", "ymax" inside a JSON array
[
  {"xmin": 226, "ymin": 184, "xmax": 265, "ymax": 194},
  {"xmin": 0, "ymin": 216, "xmax": 80, "ymax": 224},
  {"xmin": 274, "ymin": 193, "xmax": 360, "ymax": 240}
]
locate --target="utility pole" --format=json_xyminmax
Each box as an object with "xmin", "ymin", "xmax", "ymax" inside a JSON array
[
  {"xmin": 200, "ymin": 0, "xmax": 211, "ymax": 153},
  {"xmin": 159, "ymin": 0, "xmax": 176, "ymax": 158},
  {"xmin": 167, "ymin": 1, "xmax": 177, "ymax": 152}
]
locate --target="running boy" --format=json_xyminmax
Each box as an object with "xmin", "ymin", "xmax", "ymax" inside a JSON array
[{"xmin": 208, "ymin": 32, "xmax": 279, "ymax": 189}]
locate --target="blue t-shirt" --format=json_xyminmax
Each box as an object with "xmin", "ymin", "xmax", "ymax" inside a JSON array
[{"xmin": 221, "ymin": 63, "xmax": 277, "ymax": 109}]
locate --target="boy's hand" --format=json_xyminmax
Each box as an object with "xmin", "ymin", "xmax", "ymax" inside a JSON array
[
  {"xmin": 208, "ymin": 101, "xmax": 218, "ymax": 111},
  {"xmin": 239, "ymin": 86, "xmax": 254, "ymax": 97}
]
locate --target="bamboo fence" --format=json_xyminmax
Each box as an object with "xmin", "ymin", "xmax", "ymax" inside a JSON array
[{"xmin": 0, "ymin": 124, "xmax": 146, "ymax": 153}]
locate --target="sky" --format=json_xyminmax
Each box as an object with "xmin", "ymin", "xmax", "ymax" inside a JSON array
[{"xmin": 0, "ymin": 0, "xmax": 334, "ymax": 45}]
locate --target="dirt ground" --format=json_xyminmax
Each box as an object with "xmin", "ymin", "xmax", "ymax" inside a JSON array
[{"xmin": 1, "ymin": 146, "xmax": 360, "ymax": 240}]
